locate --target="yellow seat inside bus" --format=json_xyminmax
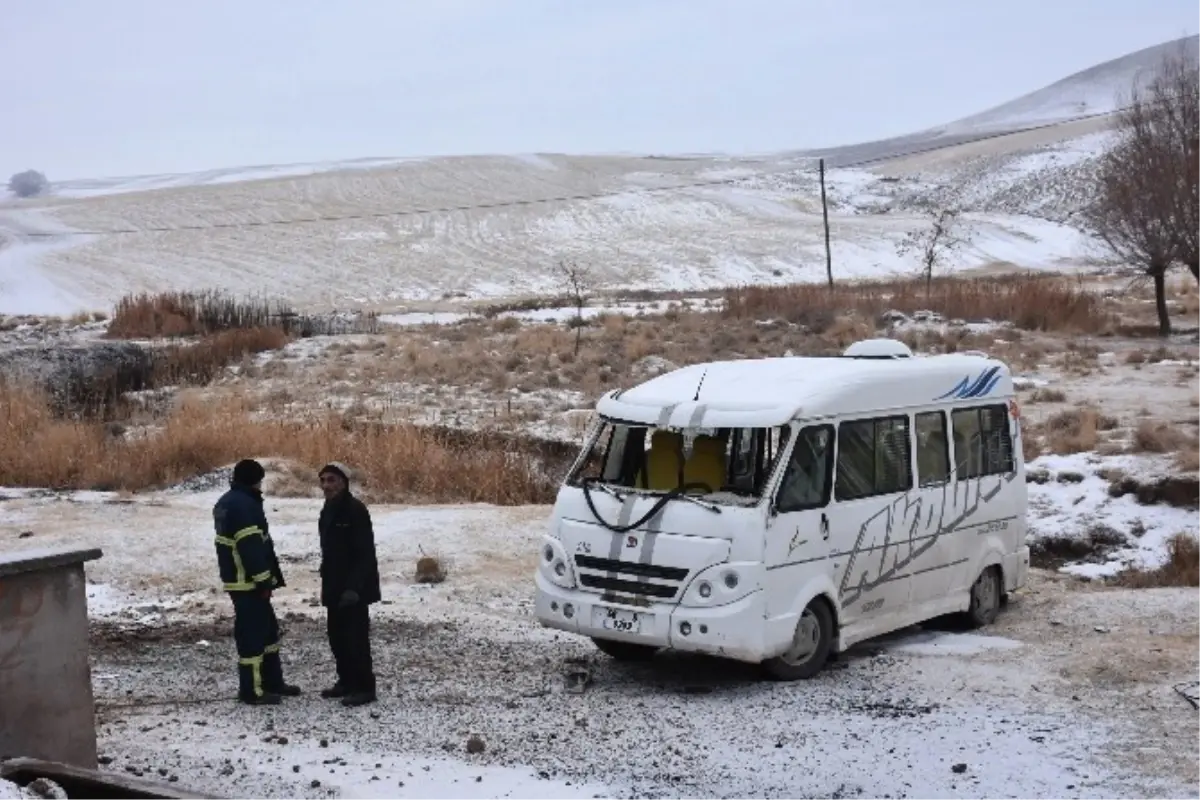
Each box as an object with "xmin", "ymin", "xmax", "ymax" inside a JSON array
[
  {"xmin": 638, "ymin": 430, "xmax": 684, "ymax": 490},
  {"xmin": 683, "ymin": 434, "xmax": 727, "ymax": 491}
]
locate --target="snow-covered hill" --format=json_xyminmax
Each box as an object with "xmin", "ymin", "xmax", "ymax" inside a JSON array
[
  {"xmin": 938, "ymin": 36, "xmax": 1199, "ymax": 135},
  {"xmin": 0, "ymin": 35, "xmax": 1194, "ymax": 315}
]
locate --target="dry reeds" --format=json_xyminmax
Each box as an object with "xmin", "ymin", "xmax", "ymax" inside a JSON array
[
  {"xmin": 0, "ymin": 385, "xmax": 559, "ymax": 504},
  {"xmin": 106, "ymin": 290, "xmax": 378, "ymax": 339},
  {"xmin": 721, "ymin": 275, "xmax": 1110, "ymax": 333}
]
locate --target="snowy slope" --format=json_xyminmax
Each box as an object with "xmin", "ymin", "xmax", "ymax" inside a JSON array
[
  {"xmin": 0, "ymin": 153, "xmax": 1105, "ymax": 315},
  {"xmin": 2, "ymin": 36, "xmax": 1194, "ymax": 315},
  {"xmin": 938, "ymin": 35, "xmax": 1200, "ymax": 135},
  {"xmin": 44, "ymin": 157, "xmax": 433, "ymax": 200}
]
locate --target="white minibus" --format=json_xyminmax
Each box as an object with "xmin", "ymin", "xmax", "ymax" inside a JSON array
[{"xmin": 534, "ymin": 338, "xmax": 1030, "ymax": 679}]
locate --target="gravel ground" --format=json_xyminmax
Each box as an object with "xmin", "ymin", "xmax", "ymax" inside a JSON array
[{"xmin": 86, "ymin": 571, "xmax": 1198, "ymax": 799}]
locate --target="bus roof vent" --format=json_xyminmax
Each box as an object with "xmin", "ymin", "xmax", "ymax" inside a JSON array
[{"xmin": 842, "ymin": 338, "xmax": 914, "ymax": 360}]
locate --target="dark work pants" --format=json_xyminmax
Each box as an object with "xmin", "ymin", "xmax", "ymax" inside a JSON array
[
  {"xmin": 327, "ymin": 603, "xmax": 375, "ymax": 693},
  {"xmin": 231, "ymin": 592, "xmax": 284, "ymax": 699}
]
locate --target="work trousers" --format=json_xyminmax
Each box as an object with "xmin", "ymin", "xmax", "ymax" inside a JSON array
[
  {"xmin": 327, "ymin": 603, "xmax": 375, "ymax": 693},
  {"xmin": 230, "ymin": 592, "xmax": 285, "ymax": 700}
]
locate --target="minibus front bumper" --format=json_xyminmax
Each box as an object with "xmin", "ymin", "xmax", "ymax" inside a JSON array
[{"xmin": 534, "ymin": 571, "xmax": 768, "ymax": 663}]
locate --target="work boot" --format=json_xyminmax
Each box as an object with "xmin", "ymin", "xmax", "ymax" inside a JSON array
[
  {"xmin": 268, "ymin": 683, "xmax": 303, "ymax": 697},
  {"xmin": 341, "ymin": 690, "xmax": 377, "ymax": 707},
  {"xmin": 320, "ymin": 682, "xmax": 349, "ymax": 699},
  {"xmin": 239, "ymin": 692, "xmax": 282, "ymax": 706}
]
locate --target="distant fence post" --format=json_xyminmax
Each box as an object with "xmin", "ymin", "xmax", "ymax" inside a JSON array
[{"xmin": 819, "ymin": 158, "xmax": 833, "ymax": 289}]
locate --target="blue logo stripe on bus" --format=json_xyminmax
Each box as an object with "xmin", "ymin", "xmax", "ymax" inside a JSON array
[{"xmin": 934, "ymin": 366, "xmax": 1002, "ymax": 400}]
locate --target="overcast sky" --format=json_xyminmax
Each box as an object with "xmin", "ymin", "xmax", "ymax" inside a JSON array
[{"xmin": 1, "ymin": 0, "xmax": 1196, "ymax": 180}]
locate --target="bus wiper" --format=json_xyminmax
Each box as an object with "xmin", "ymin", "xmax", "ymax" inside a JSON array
[
  {"xmin": 589, "ymin": 481, "xmax": 627, "ymax": 502},
  {"xmin": 673, "ymin": 493, "xmax": 722, "ymax": 514}
]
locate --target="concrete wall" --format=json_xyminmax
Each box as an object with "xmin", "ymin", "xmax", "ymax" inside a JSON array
[{"xmin": 0, "ymin": 547, "xmax": 103, "ymax": 769}]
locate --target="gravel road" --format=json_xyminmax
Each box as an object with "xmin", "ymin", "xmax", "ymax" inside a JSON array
[{"xmin": 87, "ymin": 571, "xmax": 1198, "ymax": 799}]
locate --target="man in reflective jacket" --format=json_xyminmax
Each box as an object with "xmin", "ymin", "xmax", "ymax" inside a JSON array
[
  {"xmin": 213, "ymin": 459, "xmax": 301, "ymax": 705},
  {"xmin": 317, "ymin": 462, "xmax": 381, "ymax": 707}
]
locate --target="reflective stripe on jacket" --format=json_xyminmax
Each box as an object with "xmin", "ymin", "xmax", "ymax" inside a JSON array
[{"xmin": 213, "ymin": 485, "xmax": 285, "ymax": 593}]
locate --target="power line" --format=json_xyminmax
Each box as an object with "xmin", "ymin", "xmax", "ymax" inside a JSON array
[{"xmin": 14, "ymin": 107, "xmax": 1125, "ymax": 240}]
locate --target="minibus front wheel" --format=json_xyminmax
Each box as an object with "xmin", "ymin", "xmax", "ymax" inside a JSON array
[{"xmin": 762, "ymin": 599, "xmax": 834, "ymax": 681}]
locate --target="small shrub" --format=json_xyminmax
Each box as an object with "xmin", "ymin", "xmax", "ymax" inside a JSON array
[
  {"xmin": 1114, "ymin": 533, "xmax": 1199, "ymax": 588},
  {"xmin": 1043, "ymin": 408, "xmax": 1119, "ymax": 455},
  {"xmin": 415, "ymin": 554, "xmax": 447, "ymax": 584},
  {"xmin": 1131, "ymin": 420, "xmax": 1190, "ymax": 454},
  {"xmin": 1028, "ymin": 387, "xmax": 1067, "ymax": 403}
]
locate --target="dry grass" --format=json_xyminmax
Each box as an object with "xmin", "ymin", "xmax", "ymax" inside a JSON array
[
  {"xmin": 1128, "ymin": 417, "xmax": 1200, "ymax": 472},
  {"xmin": 107, "ymin": 290, "xmax": 291, "ymax": 338},
  {"xmin": 1027, "ymin": 387, "xmax": 1067, "ymax": 403},
  {"xmin": 1114, "ymin": 533, "xmax": 1199, "ymax": 588},
  {"xmin": 326, "ymin": 304, "xmax": 998, "ymax": 404},
  {"xmin": 721, "ymin": 275, "xmax": 1110, "ymax": 333},
  {"xmin": 1020, "ymin": 421, "xmax": 1043, "ymax": 462},
  {"xmin": 158, "ymin": 327, "xmax": 291, "ymax": 385},
  {"xmin": 365, "ymin": 310, "xmax": 863, "ymax": 398},
  {"xmin": 1043, "ymin": 407, "xmax": 1120, "ymax": 455},
  {"xmin": 106, "ymin": 290, "xmax": 378, "ymax": 339},
  {"xmin": 1130, "ymin": 420, "xmax": 1193, "ymax": 455},
  {"xmin": 0, "ymin": 385, "xmax": 559, "ymax": 504}
]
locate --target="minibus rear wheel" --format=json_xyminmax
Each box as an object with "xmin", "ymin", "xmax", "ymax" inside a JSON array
[
  {"xmin": 762, "ymin": 599, "xmax": 834, "ymax": 681},
  {"xmin": 592, "ymin": 637, "xmax": 659, "ymax": 662}
]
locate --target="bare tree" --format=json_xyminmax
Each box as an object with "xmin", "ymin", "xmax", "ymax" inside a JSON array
[
  {"xmin": 896, "ymin": 207, "xmax": 969, "ymax": 299},
  {"xmin": 1083, "ymin": 43, "xmax": 1199, "ymax": 336},
  {"xmin": 1151, "ymin": 46, "xmax": 1200, "ymax": 279},
  {"xmin": 557, "ymin": 259, "xmax": 592, "ymax": 356},
  {"xmin": 7, "ymin": 170, "xmax": 49, "ymax": 198},
  {"xmin": 1085, "ymin": 138, "xmax": 1177, "ymax": 334}
]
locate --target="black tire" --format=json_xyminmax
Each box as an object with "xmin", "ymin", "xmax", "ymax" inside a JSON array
[
  {"xmin": 762, "ymin": 599, "xmax": 835, "ymax": 681},
  {"xmin": 965, "ymin": 566, "xmax": 1002, "ymax": 628},
  {"xmin": 592, "ymin": 637, "xmax": 659, "ymax": 661}
]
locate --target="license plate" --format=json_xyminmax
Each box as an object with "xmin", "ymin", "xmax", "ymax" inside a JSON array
[{"xmin": 599, "ymin": 607, "xmax": 641, "ymax": 634}]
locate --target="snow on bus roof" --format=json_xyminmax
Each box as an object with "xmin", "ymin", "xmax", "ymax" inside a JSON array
[{"xmin": 595, "ymin": 350, "xmax": 1013, "ymax": 429}]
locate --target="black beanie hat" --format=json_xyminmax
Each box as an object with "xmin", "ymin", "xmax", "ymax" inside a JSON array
[{"xmin": 232, "ymin": 458, "xmax": 266, "ymax": 487}]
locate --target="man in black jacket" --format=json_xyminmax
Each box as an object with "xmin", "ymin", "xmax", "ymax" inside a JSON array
[
  {"xmin": 213, "ymin": 459, "xmax": 301, "ymax": 705},
  {"xmin": 317, "ymin": 462, "xmax": 381, "ymax": 707}
]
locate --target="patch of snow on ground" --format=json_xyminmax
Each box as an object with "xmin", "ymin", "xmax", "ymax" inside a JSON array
[
  {"xmin": 86, "ymin": 581, "xmax": 141, "ymax": 617},
  {"xmin": 884, "ymin": 630, "xmax": 1024, "ymax": 656},
  {"xmin": 379, "ymin": 311, "xmax": 472, "ymax": 326},
  {"xmin": 1026, "ymin": 452, "xmax": 1198, "ymax": 578}
]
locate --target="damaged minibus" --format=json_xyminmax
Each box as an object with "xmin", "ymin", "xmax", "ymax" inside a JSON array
[{"xmin": 534, "ymin": 338, "xmax": 1030, "ymax": 679}]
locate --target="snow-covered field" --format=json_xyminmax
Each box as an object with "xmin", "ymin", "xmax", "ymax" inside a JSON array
[
  {"xmin": 1, "ymin": 481, "xmax": 1196, "ymax": 798},
  {"xmin": 0, "ymin": 150, "xmax": 1106, "ymax": 317},
  {"xmin": 2, "ymin": 37, "xmax": 1196, "ymax": 316}
]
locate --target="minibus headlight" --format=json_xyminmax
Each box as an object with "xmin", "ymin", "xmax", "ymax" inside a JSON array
[
  {"xmin": 543, "ymin": 544, "xmax": 555, "ymax": 562},
  {"xmin": 723, "ymin": 571, "xmax": 739, "ymax": 590},
  {"xmin": 698, "ymin": 581, "xmax": 713, "ymax": 598},
  {"xmin": 554, "ymin": 560, "xmax": 567, "ymax": 577}
]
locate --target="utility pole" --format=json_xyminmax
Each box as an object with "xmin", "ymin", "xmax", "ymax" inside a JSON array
[{"xmin": 819, "ymin": 158, "xmax": 833, "ymax": 289}]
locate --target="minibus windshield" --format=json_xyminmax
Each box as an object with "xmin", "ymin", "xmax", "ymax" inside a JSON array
[{"xmin": 567, "ymin": 419, "xmax": 792, "ymax": 506}]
